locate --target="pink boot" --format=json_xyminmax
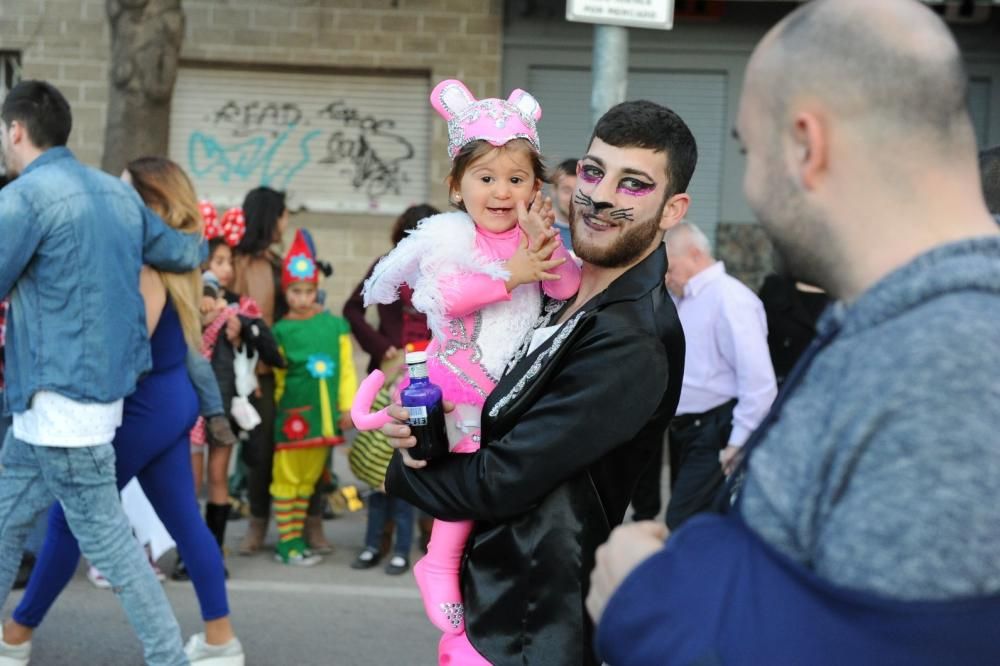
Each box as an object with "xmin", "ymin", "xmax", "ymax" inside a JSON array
[
  {"xmin": 438, "ymin": 631, "xmax": 491, "ymax": 665},
  {"xmin": 413, "ymin": 518, "xmax": 474, "ymax": 634}
]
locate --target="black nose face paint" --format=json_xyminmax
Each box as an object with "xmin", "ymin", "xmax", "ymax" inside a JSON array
[{"xmin": 577, "ymin": 191, "xmax": 612, "ymax": 212}]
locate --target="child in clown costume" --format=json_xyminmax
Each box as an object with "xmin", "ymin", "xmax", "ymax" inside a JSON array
[
  {"xmin": 270, "ymin": 229, "xmax": 357, "ymax": 566},
  {"xmin": 354, "ymin": 79, "xmax": 582, "ymax": 642}
]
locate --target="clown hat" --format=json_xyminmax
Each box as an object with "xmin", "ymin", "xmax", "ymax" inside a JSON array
[{"xmin": 282, "ymin": 229, "xmax": 319, "ymax": 290}]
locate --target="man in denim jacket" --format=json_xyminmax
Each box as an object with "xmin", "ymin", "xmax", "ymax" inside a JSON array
[{"xmin": 0, "ymin": 81, "xmax": 205, "ymax": 666}]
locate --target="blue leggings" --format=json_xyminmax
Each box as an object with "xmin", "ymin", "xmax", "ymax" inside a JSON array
[{"xmin": 13, "ymin": 368, "xmax": 230, "ymax": 626}]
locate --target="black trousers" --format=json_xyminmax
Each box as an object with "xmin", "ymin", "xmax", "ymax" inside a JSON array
[
  {"xmin": 245, "ymin": 373, "xmax": 325, "ymax": 519},
  {"xmin": 630, "ymin": 433, "xmax": 667, "ymax": 521},
  {"xmin": 665, "ymin": 399, "xmax": 736, "ymax": 530}
]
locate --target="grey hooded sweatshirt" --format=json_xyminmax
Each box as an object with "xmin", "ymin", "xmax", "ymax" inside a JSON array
[{"xmin": 741, "ymin": 235, "xmax": 1000, "ymax": 601}]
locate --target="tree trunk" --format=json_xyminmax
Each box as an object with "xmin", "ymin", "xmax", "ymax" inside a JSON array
[{"xmin": 101, "ymin": 0, "xmax": 184, "ymax": 175}]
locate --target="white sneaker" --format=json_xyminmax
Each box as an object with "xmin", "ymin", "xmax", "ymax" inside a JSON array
[
  {"xmin": 86, "ymin": 565, "xmax": 112, "ymax": 590},
  {"xmin": 0, "ymin": 629, "xmax": 30, "ymax": 666},
  {"xmin": 184, "ymin": 633, "xmax": 245, "ymax": 666}
]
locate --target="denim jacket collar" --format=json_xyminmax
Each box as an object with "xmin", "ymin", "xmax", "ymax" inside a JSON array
[{"xmin": 21, "ymin": 146, "xmax": 73, "ymax": 177}]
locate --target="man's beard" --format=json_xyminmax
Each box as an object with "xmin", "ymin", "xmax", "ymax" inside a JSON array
[
  {"xmin": 569, "ymin": 199, "xmax": 664, "ymax": 269},
  {"xmin": 752, "ymin": 167, "xmax": 833, "ymax": 291},
  {"xmin": 0, "ymin": 147, "xmax": 17, "ymax": 180}
]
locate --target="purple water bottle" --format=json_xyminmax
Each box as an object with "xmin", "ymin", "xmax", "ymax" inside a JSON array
[{"xmin": 401, "ymin": 350, "xmax": 449, "ymax": 461}]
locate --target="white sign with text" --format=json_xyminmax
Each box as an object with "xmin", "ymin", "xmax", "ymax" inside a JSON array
[{"xmin": 566, "ymin": 0, "xmax": 675, "ymax": 30}]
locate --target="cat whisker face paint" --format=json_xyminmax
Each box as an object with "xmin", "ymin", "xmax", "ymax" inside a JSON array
[
  {"xmin": 574, "ymin": 157, "xmax": 658, "ymax": 228},
  {"xmin": 609, "ymin": 208, "xmax": 635, "ymax": 222}
]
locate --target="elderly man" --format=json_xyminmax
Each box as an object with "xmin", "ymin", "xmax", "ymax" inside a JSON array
[
  {"xmin": 655, "ymin": 222, "xmax": 775, "ymax": 528},
  {"xmin": 587, "ymin": 1, "xmax": 1000, "ymax": 664}
]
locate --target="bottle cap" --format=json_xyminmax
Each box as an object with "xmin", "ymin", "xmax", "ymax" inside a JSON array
[{"xmin": 405, "ymin": 351, "xmax": 428, "ymax": 365}]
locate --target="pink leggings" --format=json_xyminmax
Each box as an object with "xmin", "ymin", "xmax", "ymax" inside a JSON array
[{"xmin": 439, "ymin": 631, "xmax": 491, "ymax": 665}]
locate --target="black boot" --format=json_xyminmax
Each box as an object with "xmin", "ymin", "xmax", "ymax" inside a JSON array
[
  {"xmin": 12, "ymin": 552, "xmax": 36, "ymax": 590},
  {"xmin": 171, "ymin": 558, "xmax": 189, "ymax": 581},
  {"xmin": 205, "ymin": 502, "xmax": 231, "ymax": 578}
]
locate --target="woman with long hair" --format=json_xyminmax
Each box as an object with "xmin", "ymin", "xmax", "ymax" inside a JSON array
[
  {"xmin": 232, "ymin": 187, "xmax": 331, "ymax": 555},
  {"xmin": 4, "ymin": 157, "xmax": 244, "ymax": 665}
]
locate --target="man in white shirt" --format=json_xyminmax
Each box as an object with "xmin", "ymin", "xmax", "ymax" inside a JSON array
[{"xmin": 661, "ymin": 222, "xmax": 776, "ymax": 528}]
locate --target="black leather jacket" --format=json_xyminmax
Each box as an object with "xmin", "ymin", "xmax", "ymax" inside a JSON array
[{"xmin": 387, "ymin": 248, "xmax": 685, "ymax": 665}]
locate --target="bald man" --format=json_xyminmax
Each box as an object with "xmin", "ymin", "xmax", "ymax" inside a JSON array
[{"xmin": 587, "ymin": 1, "xmax": 1000, "ymax": 664}]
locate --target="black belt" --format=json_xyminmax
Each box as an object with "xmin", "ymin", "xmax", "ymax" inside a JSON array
[{"xmin": 670, "ymin": 399, "xmax": 737, "ymax": 430}]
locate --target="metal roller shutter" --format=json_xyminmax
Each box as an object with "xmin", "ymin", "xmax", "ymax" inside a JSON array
[
  {"xmin": 969, "ymin": 76, "xmax": 992, "ymax": 147},
  {"xmin": 527, "ymin": 66, "xmax": 726, "ymax": 241},
  {"xmin": 168, "ymin": 66, "xmax": 430, "ymax": 214}
]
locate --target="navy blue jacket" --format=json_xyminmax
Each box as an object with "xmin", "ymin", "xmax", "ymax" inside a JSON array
[{"xmin": 597, "ymin": 513, "xmax": 1000, "ymax": 666}]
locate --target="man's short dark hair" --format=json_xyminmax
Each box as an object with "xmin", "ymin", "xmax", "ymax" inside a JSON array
[
  {"xmin": 552, "ymin": 158, "xmax": 578, "ymax": 180},
  {"xmin": 1, "ymin": 80, "xmax": 72, "ymax": 149},
  {"xmin": 980, "ymin": 145, "xmax": 1000, "ymax": 215},
  {"xmin": 590, "ymin": 100, "xmax": 698, "ymax": 198}
]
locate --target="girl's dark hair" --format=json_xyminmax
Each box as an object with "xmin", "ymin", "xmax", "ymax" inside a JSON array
[
  {"xmin": 391, "ymin": 203, "xmax": 440, "ymax": 245},
  {"xmin": 207, "ymin": 237, "xmax": 229, "ymax": 259},
  {"xmin": 236, "ymin": 186, "xmax": 286, "ymax": 255},
  {"xmin": 447, "ymin": 139, "xmax": 548, "ymax": 213}
]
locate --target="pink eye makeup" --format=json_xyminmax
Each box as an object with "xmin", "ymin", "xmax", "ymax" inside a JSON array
[
  {"xmin": 577, "ymin": 163, "xmax": 603, "ymax": 184},
  {"xmin": 577, "ymin": 162, "xmax": 656, "ymax": 196},
  {"xmin": 618, "ymin": 179, "xmax": 656, "ymax": 197}
]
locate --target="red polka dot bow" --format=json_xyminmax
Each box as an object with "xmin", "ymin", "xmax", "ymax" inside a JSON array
[{"xmin": 201, "ymin": 201, "xmax": 246, "ymax": 247}]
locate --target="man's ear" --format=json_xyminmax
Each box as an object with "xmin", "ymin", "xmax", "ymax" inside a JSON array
[
  {"xmin": 659, "ymin": 193, "xmax": 691, "ymax": 231},
  {"xmin": 791, "ymin": 109, "xmax": 827, "ymax": 191},
  {"xmin": 7, "ymin": 120, "xmax": 24, "ymax": 147}
]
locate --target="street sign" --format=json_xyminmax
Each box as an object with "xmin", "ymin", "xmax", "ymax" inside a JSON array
[{"xmin": 566, "ymin": 0, "xmax": 675, "ymax": 31}]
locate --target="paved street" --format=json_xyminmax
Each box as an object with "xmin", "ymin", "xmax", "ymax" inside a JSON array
[
  {"xmin": 0, "ymin": 448, "xmax": 670, "ymax": 665},
  {"xmin": 2, "ymin": 507, "xmax": 440, "ymax": 665}
]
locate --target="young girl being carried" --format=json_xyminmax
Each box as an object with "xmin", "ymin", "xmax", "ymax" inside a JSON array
[{"xmin": 355, "ymin": 79, "xmax": 582, "ymax": 635}]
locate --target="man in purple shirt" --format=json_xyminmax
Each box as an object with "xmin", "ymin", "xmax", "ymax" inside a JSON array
[{"xmin": 660, "ymin": 222, "xmax": 776, "ymax": 528}]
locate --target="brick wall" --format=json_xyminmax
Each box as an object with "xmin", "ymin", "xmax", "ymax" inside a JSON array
[
  {"xmin": 0, "ymin": 0, "xmax": 503, "ymax": 372},
  {"xmin": 0, "ymin": 0, "xmax": 111, "ymax": 166}
]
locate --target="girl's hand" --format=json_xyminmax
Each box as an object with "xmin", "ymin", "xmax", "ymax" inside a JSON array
[
  {"xmin": 200, "ymin": 297, "xmax": 227, "ymax": 327},
  {"xmin": 338, "ymin": 412, "xmax": 354, "ymax": 432},
  {"xmin": 517, "ymin": 196, "xmax": 557, "ymax": 249},
  {"xmin": 504, "ymin": 233, "xmax": 566, "ymax": 292}
]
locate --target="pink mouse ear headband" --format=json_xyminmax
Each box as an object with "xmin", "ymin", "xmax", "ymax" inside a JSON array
[{"xmin": 430, "ymin": 79, "xmax": 542, "ymax": 159}]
